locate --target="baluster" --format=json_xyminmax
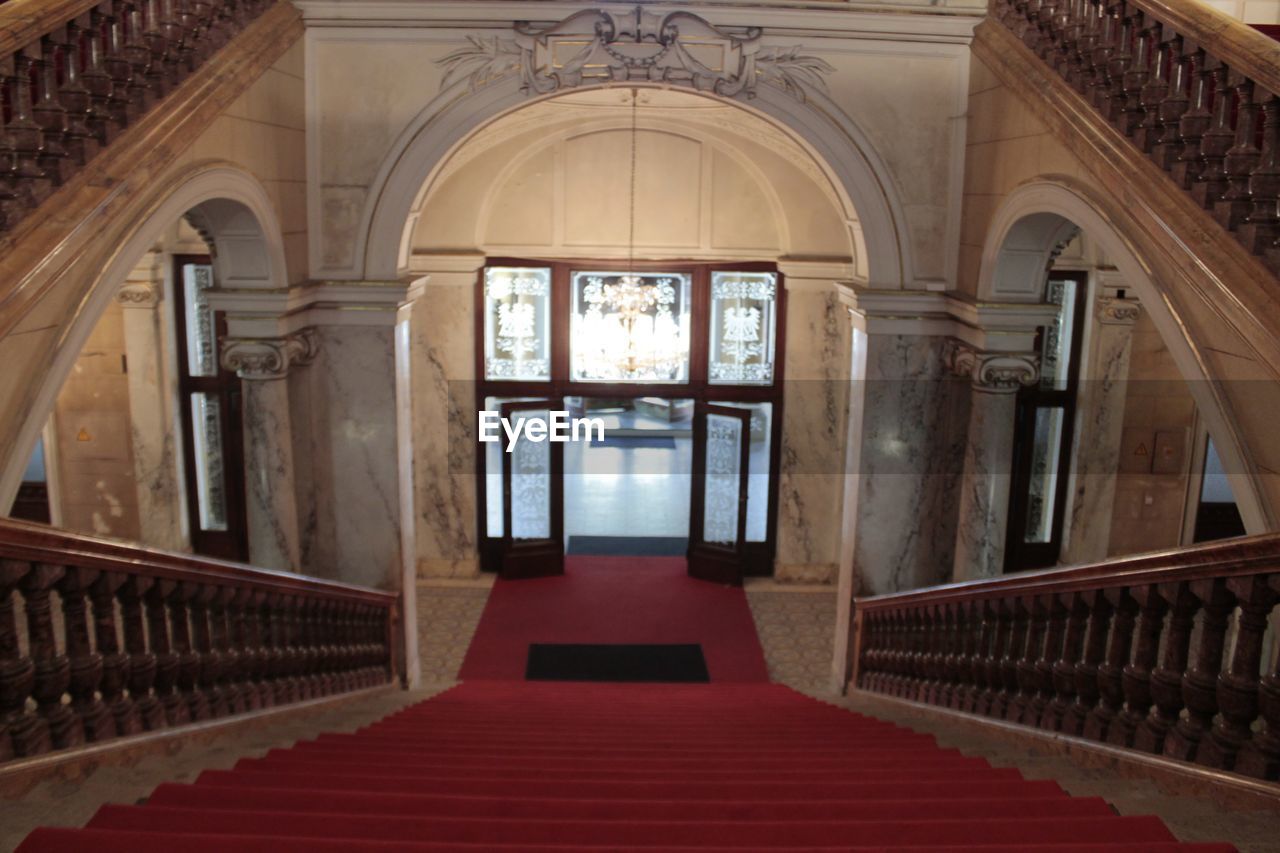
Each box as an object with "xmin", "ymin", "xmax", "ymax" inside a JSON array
[
  {"xmin": 83, "ymin": 9, "xmax": 119, "ymax": 145},
  {"xmin": 1236, "ymin": 575, "xmax": 1280, "ymax": 780},
  {"xmin": 54, "ymin": 25, "xmax": 98, "ymax": 167},
  {"xmin": 1074, "ymin": 0, "xmax": 1103, "ymax": 94},
  {"xmin": 1110, "ymin": 584, "xmax": 1169, "ymax": 747},
  {"xmin": 889, "ymin": 609, "xmax": 909, "ymax": 696},
  {"xmin": 1043, "ymin": 591, "xmax": 1086, "ymax": 730},
  {"xmin": 168, "ymin": 584, "xmax": 209, "ymax": 720},
  {"xmin": 1084, "ymin": 587, "xmax": 1137, "ymax": 741},
  {"xmin": 1192, "ymin": 63, "xmax": 1236, "ymax": 209},
  {"xmin": 146, "ymin": 579, "xmax": 189, "ymax": 725},
  {"xmin": 1216, "ymin": 76, "xmax": 1261, "ymax": 230},
  {"xmin": 285, "ymin": 595, "xmax": 306, "ymax": 701},
  {"xmin": 187, "ymin": 0, "xmax": 216, "ymax": 66},
  {"xmin": 142, "ymin": 0, "xmax": 171, "ymax": 97},
  {"xmin": 0, "ymin": 560, "xmax": 48, "ymax": 757},
  {"xmin": 1199, "ymin": 576, "xmax": 1277, "ymax": 770},
  {"xmin": 156, "ymin": 0, "xmax": 185, "ymax": 83},
  {"xmin": 264, "ymin": 594, "xmax": 290, "ymax": 703},
  {"xmin": 1064, "ymin": 591, "xmax": 1112, "ymax": 735},
  {"xmin": 1029, "ymin": 594, "xmax": 1066, "ymax": 727},
  {"xmin": 1173, "ymin": 51, "xmax": 1216, "ymax": 188},
  {"xmin": 1134, "ymin": 26, "xmax": 1174, "ymax": 152},
  {"xmin": 0, "ymin": 102, "xmax": 26, "ymax": 231},
  {"xmin": 104, "ymin": 5, "xmax": 138, "ymax": 124},
  {"xmin": 1135, "ymin": 581, "xmax": 1198, "ymax": 753},
  {"xmin": 1089, "ymin": 1, "xmax": 1120, "ymax": 109},
  {"xmin": 26, "ymin": 44, "xmax": 72, "ymax": 187},
  {"xmin": 122, "ymin": 2, "xmax": 156, "ymax": 110},
  {"xmin": 119, "ymin": 576, "xmax": 163, "ymax": 729},
  {"xmin": 859, "ymin": 611, "xmax": 881, "ymax": 691},
  {"xmin": 212, "ymin": 587, "xmax": 244, "ymax": 714},
  {"xmin": 5, "ymin": 56, "xmax": 55, "ymax": 207},
  {"xmin": 1009, "ymin": 597, "xmax": 1045, "ymax": 723},
  {"xmin": 187, "ymin": 584, "xmax": 226, "ymax": 716},
  {"xmin": 997, "ymin": 599, "xmax": 1028, "ymax": 719},
  {"xmin": 964, "ymin": 600, "xmax": 996, "ymax": 713},
  {"xmin": 1240, "ymin": 92, "xmax": 1280, "ymax": 258},
  {"xmin": 249, "ymin": 591, "xmax": 275, "ymax": 708},
  {"xmin": 980, "ymin": 599, "xmax": 1014, "ymax": 716},
  {"xmin": 946, "ymin": 601, "xmax": 974, "ymax": 710},
  {"xmin": 57, "ymin": 568, "xmax": 113, "ymax": 742},
  {"xmin": 174, "ymin": 0, "xmax": 199, "ymax": 72},
  {"xmin": 1118, "ymin": 9, "xmax": 1154, "ymax": 135},
  {"xmin": 89, "ymin": 572, "xmax": 141, "ymax": 736},
  {"xmin": 1102, "ymin": 3, "xmax": 1135, "ymax": 122},
  {"xmin": 1152, "ymin": 35, "xmax": 1192, "ymax": 169},
  {"xmin": 920, "ymin": 605, "xmax": 943, "ymax": 704},
  {"xmin": 21, "ymin": 565, "xmax": 81, "ymax": 749},
  {"xmin": 1165, "ymin": 578, "xmax": 1232, "ymax": 761},
  {"xmin": 307, "ymin": 598, "xmax": 329, "ymax": 697},
  {"xmin": 228, "ymin": 588, "xmax": 260, "ymax": 711}
]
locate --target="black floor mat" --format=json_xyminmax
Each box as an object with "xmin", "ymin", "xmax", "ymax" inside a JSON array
[
  {"xmin": 567, "ymin": 536, "xmax": 688, "ymax": 556},
  {"xmin": 589, "ymin": 435, "xmax": 677, "ymax": 449},
  {"xmin": 525, "ymin": 643, "xmax": 710, "ymax": 682}
]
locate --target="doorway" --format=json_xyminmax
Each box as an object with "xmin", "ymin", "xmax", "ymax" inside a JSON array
[{"xmin": 476, "ymin": 261, "xmax": 784, "ymax": 583}]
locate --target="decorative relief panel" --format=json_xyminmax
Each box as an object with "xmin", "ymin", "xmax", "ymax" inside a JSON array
[
  {"xmin": 703, "ymin": 413, "xmax": 744, "ymax": 545},
  {"xmin": 708, "ymin": 272, "xmax": 777, "ymax": 385},
  {"xmin": 439, "ymin": 8, "xmax": 833, "ymax": 103},
  {"xmin": 510, "ymin": 410, "xmax": 552, "ymax": 540},
  {"xmin": 484, "ymin": 267, "xmax": 552, "ymax": 381}
]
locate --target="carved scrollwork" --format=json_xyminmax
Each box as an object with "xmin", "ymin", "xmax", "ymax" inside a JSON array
[
  {"xmin": 116, "ymin": 281, "xmax": 161, "ymax": 309},
  {"xmin": 438, "ymin": 7, "xmax": 833, "ymax": 103},
  {"xmin": 946, "ymin": 340, "xmax": 1039, "ymax": 393},
  {"xmin": 220, "ymin": 330, "xmax": 318, "ymax": 380},
  {"xmin": 1096, "ymin": 296, "xmax": 1141, "ymax": 326}
]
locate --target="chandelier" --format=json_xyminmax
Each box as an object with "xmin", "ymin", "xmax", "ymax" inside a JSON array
[{"xmin": 572, "ymin": 272, "xmax": 688, "ymax": 382}]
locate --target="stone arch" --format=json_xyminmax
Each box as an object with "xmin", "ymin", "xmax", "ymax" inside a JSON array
[
  {"xmin": 978, "ymin": 178, "xmax": 1270, "ymax": 534},
  {"xmin": 357, "ymin": 77, "xmax": 914, "ymax": 287},
  {"xmin": 1, "ymin": 162, "xmax": 289, "ymax": 508}
]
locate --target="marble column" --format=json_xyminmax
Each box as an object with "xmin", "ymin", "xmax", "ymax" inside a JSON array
[
  {"xmin": 221, "ymin": 332, "xmax": 316, "ymax": 571},
  {"xmin": 117, "ymin": 270, "xmax": 186, "ymax": 551},
  {"xmin": 396, "ymin": 263, "xmax": 481, "ymax": 581},
  {"xmin": 1060, "ymin": 285, "xmax": 1141, "ymax": 564},
  {"xmin": 949, "ymin": 344, "xmax": 1039, "ymax": 581}
]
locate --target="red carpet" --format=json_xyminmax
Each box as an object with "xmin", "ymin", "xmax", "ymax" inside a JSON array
[
  {"xmin": 458, "ymin": 556, "xmax": 769, "ymax": 682},
  {"xmin": 18, "ymin": 681, "xmax": 1235, "ymax": 851}
]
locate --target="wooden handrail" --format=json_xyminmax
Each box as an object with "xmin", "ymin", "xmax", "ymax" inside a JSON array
[
  {"xmin": 850, "ymin": 532, "xmax": 1280, "ymax": 783},
  {"xmin": 1126, "ymin": 0, "xmax": 1280, "ymax": 95},
  {"xmin": 857, "ymin": 531, "xmax": 1280, "ymax": 608},
  {"xmin": 0, "ymin": 517, "xmax": 399, "ymax": 764}
]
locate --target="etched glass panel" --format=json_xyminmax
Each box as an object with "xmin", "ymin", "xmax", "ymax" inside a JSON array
[
  {"xmin": 712, "ymin": 401, "xmax": 770, "ymax": 542},
  {"xmin": 570, "ymin": 271, "xmax": 691, "ymax": 383},
  {"xmin": 1039, "ymin": 278, "xmax": 1078, "ymax": 391},
  {"xmin": 1023, "ymin": 406, "xmax": 1065, "ymax": 543},
  {"xmin": 182, "ymin": 263, "xmax": 218, "ymax": 377},
  {"xmin": 189, "ymin": 392, "xmax": 228, "ymax": 532},
  {"xmin": 509, "ymin": 408, "xmax": 552, "ymax": 540},
  {"xmin": 708, "ymin": 272, "xmax": 777, "ymax": 385},
  {"xmin": 484, "ymin": 267, "xmax": 552, "ymax": 382},
  {"xmin": 703, "ymin": 413, "xmax": 743, "ymax": 545}
]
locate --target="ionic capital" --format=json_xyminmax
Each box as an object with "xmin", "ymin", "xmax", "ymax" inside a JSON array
[{"xmin": 221, "ymin": 329, "xmax": 318, "ymax": 380}]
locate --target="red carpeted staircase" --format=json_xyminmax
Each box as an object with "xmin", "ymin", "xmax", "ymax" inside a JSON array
[{"xmin": 18, "ymin": 681, "xmax": 1235, "ymax": 851}]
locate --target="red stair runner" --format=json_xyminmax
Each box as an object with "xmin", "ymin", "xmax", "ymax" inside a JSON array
[{"xmin": 17, "ymin": 681, "xmax": 1236, "ymax": 851}]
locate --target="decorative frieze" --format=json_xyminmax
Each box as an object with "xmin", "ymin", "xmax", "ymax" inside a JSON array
[
  {"xmin": 946, "ymin": 341, "xmax": 1039, "ymax": 392},
  {"xmin": 221, "ymin": 330, "xmax": 319, "ymax": 380},
  {"xmin": 438, "ymin": 8, "xmax": 833, "ymax": 103}
]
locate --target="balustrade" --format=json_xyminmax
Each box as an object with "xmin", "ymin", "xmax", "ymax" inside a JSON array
[
  {"xmin": 0, "ymin": 518, "xmax": 398, "ymax": 764},
  {"xmin": 0, "ymin": 0, "xmax": 275, "ymax": 240},
  {"xmin": 852, "ymin": 533, "xmax": 1280, "ymax": 783},
  {"xmin": 992, "ymin": 0, "xmax": 1280, "ymax": 277}
]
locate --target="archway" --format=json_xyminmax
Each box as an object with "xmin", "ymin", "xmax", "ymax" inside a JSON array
[
  {"xmin": 1, "ymin": 164, "xmax": 289, "ymax": 532},
  {"xmin": 978, "ymin": 179, "xmax": 1271, "ymax": 545}
]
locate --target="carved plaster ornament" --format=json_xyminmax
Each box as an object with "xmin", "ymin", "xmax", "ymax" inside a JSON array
[
  {"xmin": 438, "ymin": 7, "xmax": 834, "ymax": 103},
  {"xmin": 116, "ymin": 281, "xmax": 162, "ymax": 308},
  {"xmin": 221, "ymin": 329, "xmax": 319, "ymax": 380},
  {"xmin": 1095, "ymin": 296, "xmax": 1141, "ymax": 325},
  {"xmin": 946, "ymin": 340, "xmax": 1039, "ymax": 393}
]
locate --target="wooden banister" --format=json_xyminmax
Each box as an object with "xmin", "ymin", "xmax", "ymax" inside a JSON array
[
  {"xmin": 0, "ymin": 517, "xmax": 399, "ymax": 763},
  {"xmin": 992, "ymin": 0, "xmax": 1280, "ymax": 276},
  {"xmin": 851, "ymin": 531, "xmax": 1280, "ymax": 782}
]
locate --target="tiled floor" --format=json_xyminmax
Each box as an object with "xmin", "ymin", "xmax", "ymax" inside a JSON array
[{"xmin": 744, "ymin": 582, "xmax": 838, "ymax": 696}]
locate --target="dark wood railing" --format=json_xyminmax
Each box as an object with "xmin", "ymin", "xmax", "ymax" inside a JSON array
[
  {"xmin": 993, "ymin": 0, "xmax": 1280, "ymax": 276},
  {"xmin": 851, "ymin": 533, "xmax": 1280, "ymax": 782},
  {"xmin": 0, "ymin": 517, "xmax": 399, "ymax": 763},
  {"xmin": 0, "ymin": 0, "xmax": 275, "ymax": 238}
]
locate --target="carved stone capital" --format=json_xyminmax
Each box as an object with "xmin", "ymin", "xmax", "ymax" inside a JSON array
[
  {"xmin": 946, "ymin": 340, "xmax": 1039, "ymax": 393},
  {"xmin": 1096, "ymin": 296, "xmax": 1141, "ymax": 326},
  {"xmin": 116, "ymin": 281, "xmax": 162, "ymax": 309},
  {"xmin": 220, "ymin": 330, "xmax": 318, "ymax": 380}
]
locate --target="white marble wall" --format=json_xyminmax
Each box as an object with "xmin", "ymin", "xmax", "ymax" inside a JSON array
[
  {"xmin": 292, "ymin": 326, "xmax": 402, "ymax": 589},
  {"xmin": 777, "ymin": 289, "xmax": 850, "ymax": 584},
  {"xmin": 842, "ymin": 332, "xmax": 969, "ymax": 596},
  {"xmin": 952, "ymin": 386, "xmax": 1018, "ymax": 580},
  {"xmin": 399, "ymin": 279, "xmax": 480, "ymax": 579},
  {"xmin": 242, "ymin": 377, "xmax": 302, "ymax": 570},
  {"xmin": 118, "ymin": 274, "xmax": 187, "ymax": 551}
]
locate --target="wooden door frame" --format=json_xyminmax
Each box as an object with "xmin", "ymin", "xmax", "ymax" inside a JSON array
[{"xmin": 474, "ymin": 258, "xmax": 786, "ymax": 576}]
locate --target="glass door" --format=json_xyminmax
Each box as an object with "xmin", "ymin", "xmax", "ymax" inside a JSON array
[
  {"xmin": 687, "ymin": 403, "xmax": 751, "ymax": 585},
  {"xmin": 500, "ymin": 400, "xmax": 565, "ymax": 578}
]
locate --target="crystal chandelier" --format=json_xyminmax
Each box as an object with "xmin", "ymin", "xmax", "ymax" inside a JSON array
[{"xmin": 574, "ymin": 273, "xmax": 685, "ymax": 381}]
